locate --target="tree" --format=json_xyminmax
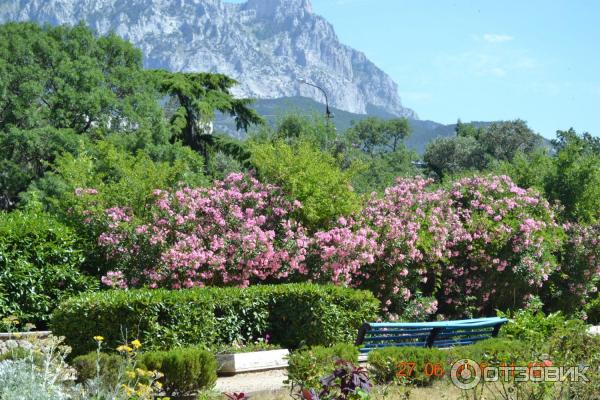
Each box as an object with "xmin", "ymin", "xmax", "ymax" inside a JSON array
[
  {"xmin": 423, "ymin": 136, "xmax": 487, "ymax": 179},
  {"xmin": 343, "ymin": 117, "xmax": 415, "ymax": 193},
  {"xmin": 346, "ymin": 117, "xmax": 411, "ymax": 157},
  {"xmin": 151, "ymin": 70, "xmax": 264, "ymax": 173},
  {"xmin": 0, "ymin": 22, "xmax": 166, "ymax": 209},
  {"xmin": 249, "ymin": 139, "xmax": 361, "ymax": 230},
  {"xmin": 455, "ymin": 119, "xmax": 483, "ymax": 139},
  {"xmin": 478, "ymin": 119, "xmax": 541, "ymax": 162},
  {"xmin": 545, "ymin": 129, "xmax": 600, "ymax": 223}
]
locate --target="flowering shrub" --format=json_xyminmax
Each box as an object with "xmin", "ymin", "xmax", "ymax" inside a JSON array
[
  {"xmin": 85, "ymin": 172, "xmax": 567, "ymax": 319},
  {"xmin": 438, "ymin": 175, "xmax": 563, "ymax": 316},
  {"xmin": 312, "ymin": 175, "xmax": 563, "ymax": 318},
  {"xmin": 96, "ymin": 173, "xmax": 310, "ymax": 288}
]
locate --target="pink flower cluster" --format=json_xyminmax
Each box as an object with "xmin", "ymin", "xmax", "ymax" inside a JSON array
[
  {"xmin": 97, "ymin": 173, "xmax": 310, "ymax": 289},
  {"xmin": 92, "ymin": 173, "xmax": 568, "ymax": 319},
  {"xmin": 312, "ymin": 175, "xmax": 563, "ymax": 317}
]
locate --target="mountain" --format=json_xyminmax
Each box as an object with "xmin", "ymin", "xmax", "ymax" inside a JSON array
[
  {"xmin": 214, "ymin": 96, "xmax": 491, "ymax": 154},
  {"xmin": 0, "ymin": 0, "xmax": 416, "ymax": 118}
]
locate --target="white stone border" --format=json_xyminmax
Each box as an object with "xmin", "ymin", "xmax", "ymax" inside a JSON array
[{"xmin": 216, "ymin": 349, "xmax": 290, "ymax": 375}]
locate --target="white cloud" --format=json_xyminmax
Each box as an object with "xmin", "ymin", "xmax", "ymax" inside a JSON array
[
  {"xmin": 436, "ymin": 49, "xmax": 537, "ymax": 79},
  {"xmin": 482, "ymin": 33, "xmax": 514, "ymax": 43}
]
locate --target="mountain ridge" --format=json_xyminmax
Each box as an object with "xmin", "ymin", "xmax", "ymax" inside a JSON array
[{"xmin": 0, "ymin": 0, "xmax": 417, "ymax": 118}]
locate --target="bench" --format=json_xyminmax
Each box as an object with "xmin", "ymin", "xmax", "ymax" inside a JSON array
[{"xmin": 355, "ymin": 317, "xmax": 507, "ymax": 353}]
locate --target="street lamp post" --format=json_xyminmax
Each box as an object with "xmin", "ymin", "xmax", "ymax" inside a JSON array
[{"xmin": 298, "ymin": 79, "xmax": 334, "ymax": 125}]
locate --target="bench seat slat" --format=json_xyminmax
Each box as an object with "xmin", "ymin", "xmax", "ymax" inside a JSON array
[
  {"xmin": 366, "ymin": 329, "xmax": 433, "ymax": 335},
  {"xmin": 364, "ymin": 333, "xmax": 432, "ymax": 342},
  {"xmin": 433, "ymin": 335, "xmax": 492, "ymax": 346},
  {"xmin": 436, "ymin": 329, "xmax": 494, "ymax": 337}
]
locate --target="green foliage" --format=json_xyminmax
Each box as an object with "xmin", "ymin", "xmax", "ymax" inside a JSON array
[
  {"xmin": 486, "ymin": 128, "xmax": 599, "ymax": 224},
  {"xmin": 271, "ymin": 113, "xmax": 337, "ymax": 150},
  {"xmin": 151, "ymin": 70, "xmax": 263, "ymax": 174},
  {"xmin": 346, "ymin": 117, "xmax": 411, "ymax": 156},
  {"xmin": 478, "ymin": 119, "xmax": 541, "ymax": 162},
  {"xmin": 545, "ymin": 319, "xmax": 600, "ymax": 398},
  {"xmin": 447, "ymin": 338, "xmax": 529, "ymax": 366},
  {"xmin": 140, "ymin": 347, "xmax": 217, "ymax": 396},
  {"xmin": 0, "ymin": 208, "xmax": 97, "ymax": 327},
  {"xmin": 367, "ymin": 346, "xmax": 445, "ymax": 386},
  {"xmin": 72, "ymin": 352, "xmax": 124, "ymax": 387},
  {"xmin": 586, "ymin": 294, "xmax": 600, "ymax": 324},
  {"xmin": 259, "ymin": 284, "xmax": 379, "ymax": 349},
  {"xmin": 544, "ymin": 128, "xmax": 600, "ymax": 223},
  {"xmin": 286, "ymin": 343, "xmax": 359, "ymax": 389},
  {"xmin": 350, "ymin": 147, "xmax": 417, "ymax": 194},
  {"xmin": 343, "ymin": 117, "xmax": 417, "ymax": 193},
  {"xmin": 0, "ymin": 22, "xmax": 167, "ymax": 208},
  {"xmin": 424, "ymin": 120, "xmax": 544, "ymax": 180},
  {"xmin": 33, "ymin": 140, "xmax": 207, "ymax": 216},
  {"xmin": 50, "ymin": 284, "xmax": 380, "ymax": 357},
  {"xmin": 250, "ymin": 139, "xmax": 361, "ymax": 229},
  {"xmin": 493, "ymin": 149, "xmax": 554, "ymax": 192},
  {"xmin": 423, "ymin": 135, "xmax": 487, "ymax": 179},
  {"xmin": 0, "ymin": 127, "xmax": 85, "ymax": 209},
  {"xmin": 25, "ymin": 141, "xmax": 207, "ymax": 276},
  {"xmin": 497, "ymin": 307, "xmax": 570, "ymax": 348}
]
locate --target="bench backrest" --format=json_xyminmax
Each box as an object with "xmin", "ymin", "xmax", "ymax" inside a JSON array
[{"xmin": 355, "ymin": 317, "xmax": 507, "ymax": 353}]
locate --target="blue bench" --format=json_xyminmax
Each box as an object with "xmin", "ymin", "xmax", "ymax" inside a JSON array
[{"xmin": 355, "ymin": 317, "xmax": 507, "ymax": 353}]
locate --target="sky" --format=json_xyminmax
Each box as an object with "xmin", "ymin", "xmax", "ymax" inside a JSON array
[{"xmin": 232, "ymin": 0, "xmax": 600, "ymax": 138}]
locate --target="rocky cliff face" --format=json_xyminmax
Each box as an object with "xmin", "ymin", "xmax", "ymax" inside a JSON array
[{"xmin": 0, "ymin": 0, "xmax": 417, "ymax": 117}]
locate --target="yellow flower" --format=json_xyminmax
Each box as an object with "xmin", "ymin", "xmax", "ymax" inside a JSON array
[
  {"xmin": 93, "ymin": 336, "xmax": 104, "ymax": 342},
  {"xmin": 116, "ymin": 344, "xmax": 133, "ymax": 353},
  {"xmin": 131, "ymin": 339, "xmax": 142, "ymax": 349},
  {"xmin": 121, "ymin": 384, "xmax": 135, "ymax": 397},
  {"xmin": 125, "ymin": 370, "xmax": 136, "ymax": 379},
  {"xmin": 154, "ymin": 381, "xmax": 163, "ymax": 389}
]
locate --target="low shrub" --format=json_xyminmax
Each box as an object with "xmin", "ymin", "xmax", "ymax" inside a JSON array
[
  {"xmin": 446, "ymin": 338, "xmax": 529, "ymax": 366},
  {"xmin": 367, "ymin": 346, "xmax": 445, "ymax": 386},
  {"xmin": 0, "ymin": 209, "xmax": 98, "ymax": 327},
  {"xmin": 51, "ymin": 284, "xmax": 379, "ymax": 356},
  {"xmin": 546, "ymin": 320, "xmax": 600, "ymax": 399},
  {"xmin": 498, "ymin": 307, "xmax": 570, "ymax": 347},
  {"xmin": 140, "ymin": 347, "xmax": 217, "ymax": 396},
  {"xmin": 286, "ymin": 343, "xmax": 359, "ymax": 390},
  {"xmin": 72, "ymin": 352, "xmax": 124, "ymax": 387}
]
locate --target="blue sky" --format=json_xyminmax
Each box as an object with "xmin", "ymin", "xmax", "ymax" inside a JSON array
[{"xmin": 232, "ymin": 0, "xmax": 600, "ymax": 138}]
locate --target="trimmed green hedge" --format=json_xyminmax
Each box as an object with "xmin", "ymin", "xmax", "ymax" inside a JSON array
[
  {"xmin": 140, "ymin": 347, "xmax": 217, "ymax": 396},
  {"xmin": 0, "ymin": 210, "xmax": 98, "ymax": 328},
  {"xmin": 51, "ymin": 283, "xmax": 380, "ymax": 356}
]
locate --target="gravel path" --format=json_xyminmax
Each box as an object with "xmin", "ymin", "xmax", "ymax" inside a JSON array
[{"xmin": 215, "ymin": 369, "xmax": 289, "ymax": 394}]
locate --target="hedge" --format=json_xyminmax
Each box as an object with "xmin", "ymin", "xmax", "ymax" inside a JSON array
[
  {"xmin": 51, "ymin": 283, "xmax": 380, "ymax": 356},
  {"xmin": 0, "ymin": 210, "xmax": 98, "ymax": 328},
  {"xmin": 140, "ymin": 347, "xmax": 217, "ymax": 396}
]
